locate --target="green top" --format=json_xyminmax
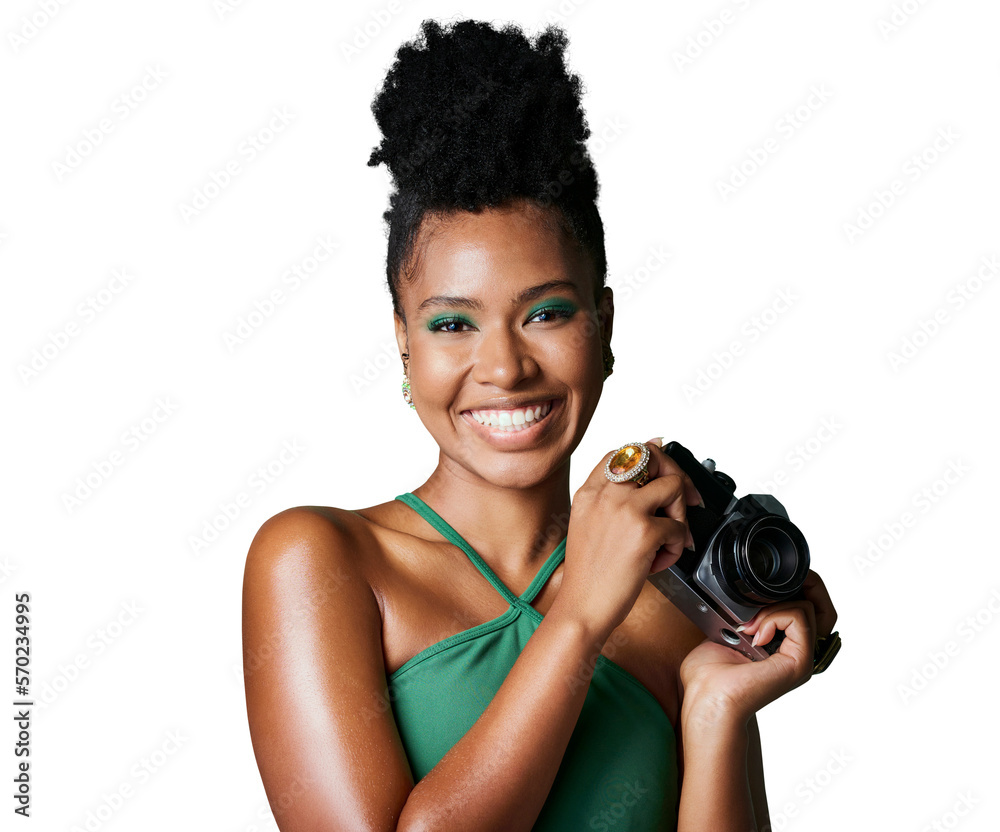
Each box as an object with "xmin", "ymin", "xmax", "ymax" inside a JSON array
[{"xmin": 389, "ymin": 492, "xmax": 679, "ymax": 831}]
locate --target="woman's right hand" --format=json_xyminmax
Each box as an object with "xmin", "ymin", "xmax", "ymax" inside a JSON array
[{"xmin": 552, "ymin": 437, "xmax": 703, "ymax": 643}]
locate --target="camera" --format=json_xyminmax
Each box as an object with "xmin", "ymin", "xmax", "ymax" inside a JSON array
[{"xmin": 646, "ymin": 441, "xmax": 810, "ymax": 661}]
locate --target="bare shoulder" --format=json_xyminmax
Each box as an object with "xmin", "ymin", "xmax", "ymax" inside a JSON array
[
  {"xmin": 244, "ymin": 508, "xmax": 352, "ymax": 599},
  {"xmin": 243, "ymin": 500, "xmax": 416, "ymax": 619},
  {"xmin": 245, "ymin": 503, "xmax": 387, "ymax": 579},
  {"xmin": 241, "ymin": 504, "xmax": 383, "ymax": 672},
  {"xmin": 248, "ymin": 504, "xmax": 362, "ymax": 554}
]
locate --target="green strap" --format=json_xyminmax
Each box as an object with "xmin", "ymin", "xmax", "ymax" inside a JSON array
[
  {"xmin": 519, "ymin": 537, "xmax": 566, "ymax": 603},
  {"xmin": 395, "ymin": 492, "xmax": 566, "ymax": 605}
]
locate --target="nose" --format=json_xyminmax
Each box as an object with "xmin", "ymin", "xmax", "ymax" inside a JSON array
[{"xmin": 471, "ymin": 326, "xmax": 538, "ymax": 388}]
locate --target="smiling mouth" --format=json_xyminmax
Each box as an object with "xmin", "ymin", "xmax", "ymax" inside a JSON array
[{"xmin": 462, "ymin": 399, "xmax": 556, "ymax": 432}]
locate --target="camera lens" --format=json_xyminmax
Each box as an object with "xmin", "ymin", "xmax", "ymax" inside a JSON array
[
  {"xmin": 747, "ymin": 538, "xmax": 781, "ymax": 581},
  {"xmin": 716, "ymin": 515, "xmax": 810, "ymax": 605}
]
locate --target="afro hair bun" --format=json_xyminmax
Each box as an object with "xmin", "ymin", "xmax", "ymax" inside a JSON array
[{"xmin": 366, "ymin": 18, "xmax": 599, "ymax": 210}]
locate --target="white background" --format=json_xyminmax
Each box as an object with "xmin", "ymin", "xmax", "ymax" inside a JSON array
[{"xmin": 4, "ymin": 0, "xmax": 998, "ymax": 830}]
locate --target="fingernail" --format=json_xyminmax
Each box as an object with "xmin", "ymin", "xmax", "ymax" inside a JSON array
[
  {"xmin": 646, "ymin": 436, "xmax": 664, "ymax": 448},
  {"xmin": 751, "ymin": 631, "xmax": 761, "ymax": 647},
  {"xmin": 735, "ymin": 624, "xmax": 746, "ymax": 632},
  {"xmin": 685, "ymin": 529, "xmax": 695, "ymax": 550}
]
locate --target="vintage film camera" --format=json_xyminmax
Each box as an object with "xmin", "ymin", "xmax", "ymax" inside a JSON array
[{"xmin": 647, "ymin": 441, "xmax": 810, "ymax": 661}]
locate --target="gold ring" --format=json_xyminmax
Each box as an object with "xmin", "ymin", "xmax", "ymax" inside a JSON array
[{"xmin": 604, "ymin": 441, "xmax": 651, "ymax": 487}]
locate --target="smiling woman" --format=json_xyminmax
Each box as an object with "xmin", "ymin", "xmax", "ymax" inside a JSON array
[
  {"xmin": 241, "ymin": 16, "xmax": 835, "ymax": 832},
  {"xmin": 394, "ymin": 201, "xmax": 608, "ymax": 469}
]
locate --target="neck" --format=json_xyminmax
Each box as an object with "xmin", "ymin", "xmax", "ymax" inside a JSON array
[{"xmin": 413, "ymin": 452, "xmax": 573, "ymax": 580}]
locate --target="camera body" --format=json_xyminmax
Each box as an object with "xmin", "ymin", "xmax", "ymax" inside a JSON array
[{"xmin": 646, "ymin": 441, "xmax": 811, "ymax": 661}]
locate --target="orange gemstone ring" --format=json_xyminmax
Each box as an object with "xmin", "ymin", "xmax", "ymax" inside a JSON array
[{"xmin": 604, "ymin": 441, "xmax": 651, "ymax": 487}]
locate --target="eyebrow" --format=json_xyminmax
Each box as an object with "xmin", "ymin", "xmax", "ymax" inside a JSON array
[{"xmin": 416, "ymin": 280, "xmax": 580, "ymax": 314}]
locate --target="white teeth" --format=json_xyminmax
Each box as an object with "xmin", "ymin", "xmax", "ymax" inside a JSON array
[{"xmin": 467, "ymin": 400, "xmax": 554, "ymax": 432}]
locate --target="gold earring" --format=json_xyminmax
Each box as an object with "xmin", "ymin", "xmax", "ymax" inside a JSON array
[{"xmin": 401, "ymin": 352, "xmax": 415, "ymax": 409}]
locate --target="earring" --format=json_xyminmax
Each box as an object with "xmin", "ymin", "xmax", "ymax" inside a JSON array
[
  {"xmin": 602, "ymin": 340, "xmax": 615, "ymax": 380},
  {"xmin": 401, "ymin": 352, "xmax": 415, "ymax": 410}
]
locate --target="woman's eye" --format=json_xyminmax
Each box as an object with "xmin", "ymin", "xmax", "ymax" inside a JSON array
[
  {"xmin": 528, "ymin": 306, "xmax": 575, "ymax": 323},
  {"xmin": 429, "ymin": 317, "xmax": 474, "ymax": 333}
]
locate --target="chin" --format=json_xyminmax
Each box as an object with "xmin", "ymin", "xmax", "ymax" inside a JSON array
[{"xmin": 466, "ymin": 450, "xmax": 570, "ymax": 491}]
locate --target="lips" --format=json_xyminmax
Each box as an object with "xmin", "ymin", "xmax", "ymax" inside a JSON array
[
  {"xmin": 465, "ymin": 399, "xmax": 555, "ymax": 431},
  {"xmin": 460, "ymin": 398, "xmax": 560, "ymax": 445}
]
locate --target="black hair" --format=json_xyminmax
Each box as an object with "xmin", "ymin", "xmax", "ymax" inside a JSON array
[{"xmin": 366, "ymin": 18, "xmax": 607, "ymax": 323}]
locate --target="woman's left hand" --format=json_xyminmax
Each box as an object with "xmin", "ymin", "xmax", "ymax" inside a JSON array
[{"xmin": 678, "ymin": 569, "xmax": 838, "ymax": 727}]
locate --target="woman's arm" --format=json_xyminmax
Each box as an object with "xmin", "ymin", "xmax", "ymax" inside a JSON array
[
  {"xmin": 674, "ymin": 697, "xmax": 771, "ymax": 831},
  {"xmin": 242, "ymin": 507, "xmax": 624, "ymax": 832},
  {"xmin": 747, "ymin": 716, "xmax": 771, "ymax": 831},
  {"xmin": 669, "ymin": 619, "xmax": 771, "ymax": 831},
  {"xmin": 399, "ymin": 591, "xmax": 609, "ymax": 831},
  {"xmin": 673, "ymin": 584, "xmax": 833, "ymax": 831},
  {"xmin": 676, "ymin": 695, "xmax": 757, "ymax": 830},
  {"xmin": 242, "ymin": 508, "xmax": 413, "ymax": 831}
]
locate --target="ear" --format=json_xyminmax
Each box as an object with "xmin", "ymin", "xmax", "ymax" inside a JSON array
[
  {"xmin": 596, "ymin": 286, "xmax": 614, "ymax": 344},
  {"xmin": 393, "ymin": 312, "xmax": 408, "ymax": 362}
]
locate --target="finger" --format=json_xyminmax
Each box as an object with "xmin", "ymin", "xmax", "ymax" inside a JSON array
[
  {"xmin": 747, "ymin": 606, "xmax": 814, "ymax": 675},
  {"xmin": 741, "ymin": 599, "xmax": 817, "ymax": 646},
  {"xmin": 634, "ymin": 472, "xmax": 694, "ymax": 552},
  {"xmin": 801, "ymin": 570, "xmax": 837, "ymax": 637},
  {"xmin": 643, "ymin": 440, "xmax": 703, "ymax": 507},
  {"xmin": 752, "ymin": 604, "xmax": 815, "ymax": 648},
  {"xmin": 649, "ymin": 544, "xmax": 678, "ymax": 575},
  {"xmin": 642, "ymin": 526, "xmax": 691, "ymax": 573}
]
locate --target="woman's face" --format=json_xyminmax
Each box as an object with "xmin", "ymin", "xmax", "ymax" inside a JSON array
[{"xmin": 394, "ymin": 199, "xmax": 613, "ymax": 489}]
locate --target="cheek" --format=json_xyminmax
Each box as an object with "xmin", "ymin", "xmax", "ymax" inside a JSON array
[
  {"xmin": 537, "ymin": 332, "xmax": 601, "ymax": 396},
  {"xmin": 563, "ymin": 324, "xmax": 602, "ymax": 374},
  {"xmin": 416, "ymin": 348, "xmax": 465, "ymax": 398}
]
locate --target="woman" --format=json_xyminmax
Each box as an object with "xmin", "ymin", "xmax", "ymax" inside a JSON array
[{"xmin": 242, "ymin": 18, "xmax": 838, "ymax": 831}]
